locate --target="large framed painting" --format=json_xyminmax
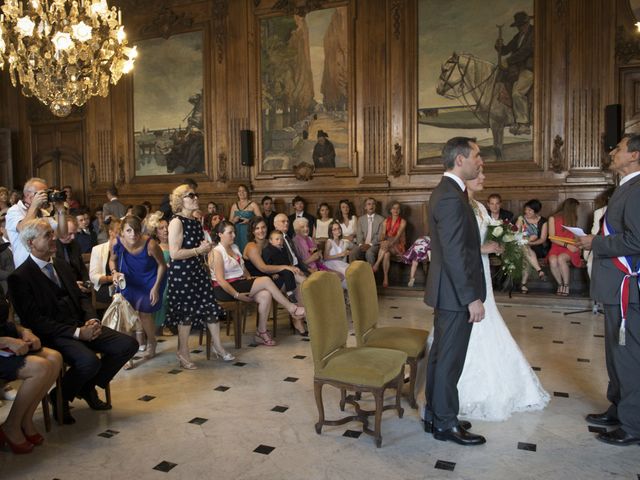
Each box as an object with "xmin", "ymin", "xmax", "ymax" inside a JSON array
[
  {"xmin": 417, "ymin": 0, "xmax": 534, "ymax": 165},
  {"xmin": 133, "ymin": 30, "xmax": 206, "ymax": 177},
  {"xmin": 258, "ymin": 5, "xmax": 352, "ymax": 174}
]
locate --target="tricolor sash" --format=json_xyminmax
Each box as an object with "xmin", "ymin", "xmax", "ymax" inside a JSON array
[{"xmin": 602, "ymin": 216, "xmax": 640, "ymax": 345}]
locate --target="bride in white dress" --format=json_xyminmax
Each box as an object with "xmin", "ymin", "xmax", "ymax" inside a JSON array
[{"xmin": 419, "ymin": 170, "xmax": 550, "ymax": 421}]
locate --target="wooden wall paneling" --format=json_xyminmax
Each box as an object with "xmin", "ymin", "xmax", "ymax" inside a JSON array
[
  {"xmin": 357, "ymin": 0, "xmax": 388, "ymax": 185},
  {"xmin": 0, "ymin": 129, "xmax": 13, "ymax": 189},
  {"xmin": 386, "ymin": 0, "xmax": 406, "ymax": 181},
  {"xmin": 565, "ymin": 0, "xmax": 616, "ymax": 175},
  {"xmin": 620, "ymin": 67, "xmax": 640, "ymax": 134}
]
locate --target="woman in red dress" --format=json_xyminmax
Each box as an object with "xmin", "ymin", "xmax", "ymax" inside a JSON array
[
  {"xmin": 373, "ymin": 201, "xmax": 407, "ymax": 287},
  {"xmin": 546, "ymin": 198, "xmax": 582, "ymax": 296}
]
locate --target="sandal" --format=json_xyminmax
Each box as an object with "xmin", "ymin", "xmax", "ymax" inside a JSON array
[
  {"xmin": 521, "ymin": 284, "xmax": 529, "ymax": 294},
  {"xmin": 562, "ymin": 284, "xmax": 570, "ymax": 296},
  {"xmin": 556, "ymin": 285, "xmax": 563, "ymax": 296},
  {"xmin": 407, "ymin": 277, "xmax": 415, "ymax": 287},
  {"xmin": 254, "ymin": 330, "xmax": 277, "ymax": 346}
]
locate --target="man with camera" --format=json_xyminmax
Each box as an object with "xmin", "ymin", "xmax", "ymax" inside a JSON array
[{"xmin": 6, "ymin": 177, "xmax": 68, "ymax": 268}]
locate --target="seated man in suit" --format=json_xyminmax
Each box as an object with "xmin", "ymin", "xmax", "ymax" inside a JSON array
[
  {"xmin": 56, "ymin": 216, "xmax": 92, "ymax": 295},
  {"xmin": 349, "ymin": 197, "xmax": 385, "ymax": 265},
  {"xmin": 274, "ymin": 213, "xmax": 310, "ymax": 276},
  {"xmin": 8, "ymin": 219, "xmax": 138, "ymax": 424}
]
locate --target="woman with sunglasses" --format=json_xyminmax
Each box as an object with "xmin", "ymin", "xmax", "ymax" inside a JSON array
[{"xmin": 165, "ymin": 185, "xmax": 232, "ymax": 370}]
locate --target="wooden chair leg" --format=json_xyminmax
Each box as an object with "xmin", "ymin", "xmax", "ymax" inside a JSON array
[
  {"xmin": 205, "ymin": 328, "xmax": 212, "ymax": 360},
  {"xmin": 42, "ymin": 396, "xmax": 52, "ymax": 432},
  {"xmin": 373, "ymin": 388, "xmax": 384, "ymax": 448},
  {"xmin": 272, "ymin": 302, "xmax": 278, "ymax": 338},
  {"xmin": 234, "ymin": 303, "xmax": 242, "ymax": 349},
  {"xmin": 339, "ymin": 388, "xmax": 347, "ymax": 411},
  {"xmin": 198, "ymin": 329, "xmax": 204, "ymax": 346},
  {"xmin": 104, "ymin": 382, "xmax": 112, "ymax": 407},
  {"xmin": 55, "ymin": 372, "xmax": 64, "ymax": 425},
  {"xmin": 395, "ymin": 367, "xmax": 405, "ymax": 419},
  {"xmin": 407, "ymin": 357, "xmax": 418, "ymax": 409},
  {"xmin": 313, "ymin": 381, "xmax": 325, "ymax": 434}
]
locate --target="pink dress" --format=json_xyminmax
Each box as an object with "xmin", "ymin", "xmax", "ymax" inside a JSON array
[{"xmin": 293, "ymin": 234, "xmax": 327, "ymax": 271}]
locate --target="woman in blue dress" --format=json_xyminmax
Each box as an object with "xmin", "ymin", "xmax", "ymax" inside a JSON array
[
  {"xmin": 229, "ymin": 184, "xmax": 261, "ymax": 253},
  {"xmin": 110, "ymin": 215, "xmax": 167, "ymax": 364}
]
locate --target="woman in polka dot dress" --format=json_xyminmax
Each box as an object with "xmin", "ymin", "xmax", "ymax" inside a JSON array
[{"xmin": 165, "ymin": 184, "xmax": 233, "ymax": 369}]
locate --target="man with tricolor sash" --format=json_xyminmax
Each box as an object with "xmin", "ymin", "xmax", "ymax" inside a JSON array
[{"xmin": 577, "ymin": 134, "xmax": 640, "ymax": 446}]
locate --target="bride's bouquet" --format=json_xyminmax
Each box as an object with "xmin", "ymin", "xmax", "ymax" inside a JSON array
[{"xmin": 486, "ymin": 219, "xmax": 529, "ymax": 283}]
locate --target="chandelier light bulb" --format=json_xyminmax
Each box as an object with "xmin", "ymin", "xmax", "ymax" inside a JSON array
[
  {"xmin": 51, "ymin": 31, "xmax": 73, "ymax": 51},
  {"xmin": 71, "ymin": 21, "xmax": 92, "ymax": 42},
  {"xmin": 15, "ymin": 16, "xmax": 36, "ymax": 37}
]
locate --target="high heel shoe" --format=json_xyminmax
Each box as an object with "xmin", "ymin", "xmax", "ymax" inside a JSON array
[
  {"xmin": 22, "ymin": 428, "xmax": 44, "ymax": 446},
  {"xmin": 177, "ymin": 353, "xmax": 197, "ymax": 370},
  {"xmin": 254, "ymin": 330, "xmax": 277, "ymax": 346},
  {"xmin": 407, "ymin": 277, "xmax": 415, "ymax": 287},
  {"xmin": 211, "ymin": 347, "xmax": 235, "ymax": 362},
  {"xmin": 144, "ymin": 341, "xmax": 157, "ymax": 359},
  {"xmin": 291, "ymin": 316, "xmax": 308, "ymax": 336},
  {"xmin": 0, "ymin": 426, "xmax": 34, "ymax": 454}
]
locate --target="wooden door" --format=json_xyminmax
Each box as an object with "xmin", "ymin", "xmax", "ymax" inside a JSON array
[{"xmin": 31, "ymin": 122, "xmax": 84, "ymax": 202}]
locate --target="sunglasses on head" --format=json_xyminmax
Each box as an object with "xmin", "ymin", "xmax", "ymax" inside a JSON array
[{"xmin": 183, "ymin": 192, "xmax": 199, "ymax": 199}]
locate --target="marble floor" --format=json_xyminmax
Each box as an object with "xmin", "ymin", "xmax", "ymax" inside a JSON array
[{"xmin": 1, "ymin": 294, "xmax": 639, "ymax": 480}]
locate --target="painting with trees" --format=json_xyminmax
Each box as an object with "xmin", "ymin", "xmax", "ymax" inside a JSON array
[{"xmin": 260, "ymin": 7, "xmax": 348, "ymax": 171}]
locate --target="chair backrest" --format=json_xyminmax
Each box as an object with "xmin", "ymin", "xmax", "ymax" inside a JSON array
[
  {"xmin": 301, "ymin": 271, "xmax": 348, "ymax": 373},
  {"xmin": 345, "ymin": 260, "xmax": 379, "ymax": 346}
]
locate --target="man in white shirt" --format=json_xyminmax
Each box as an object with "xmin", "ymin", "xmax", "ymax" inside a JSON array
[
  {"xmin": 6, "ymin": 177, "xmax": 67, "ymax": 268},
  {"xmin": 349, "ymin": 197, "xmax": 384, "ymax": 265}
]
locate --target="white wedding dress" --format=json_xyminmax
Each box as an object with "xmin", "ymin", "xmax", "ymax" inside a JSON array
[{"xmin": 418, "ymin": 200, "xmax": 550, "ymax": 421}]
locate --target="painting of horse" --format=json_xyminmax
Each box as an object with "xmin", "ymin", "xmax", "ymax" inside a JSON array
[{"xmin": 417, "ymin": 0, "xmax": 534, "ymax": 164}]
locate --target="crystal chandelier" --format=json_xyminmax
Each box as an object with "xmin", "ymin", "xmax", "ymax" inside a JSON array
[{"xmin": 0, "ymin": 0, "xmax": 137, "ymax": 117}]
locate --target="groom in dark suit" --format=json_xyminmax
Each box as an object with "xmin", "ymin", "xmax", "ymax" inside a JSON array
[
  {"xmin": 424, "ymin": 137, "xmax": 487, "ymax": 445},
  {"xmin": 577, "ymin": 134, "xmax": 640, "ymax": 446},
  {"xmin": 8, "ymin": 219, "xmax": 138, "ymax": 424}
]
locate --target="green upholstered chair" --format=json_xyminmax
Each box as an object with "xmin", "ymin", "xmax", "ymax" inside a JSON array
[
  {"xmin": 302, "ymin": 271, "xmax": 406, "ymax": 448},
  {"xmin": 346, "ymin": 261, "xmax": 429, "ymax": 409}
]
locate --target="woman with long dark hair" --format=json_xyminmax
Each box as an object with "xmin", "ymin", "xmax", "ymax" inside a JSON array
[{"xmin": 546, "ymin": 198, "xmax": 581, "ymax": 296}]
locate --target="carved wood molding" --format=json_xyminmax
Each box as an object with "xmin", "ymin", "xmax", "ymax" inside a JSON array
[
  {"xmin": 254, "ymin": 0, "xmax": 262, "ymax": 6},
  {"xmin": 550, "ymin": 135, "xmax": 564, "ymax": 173},
  {"xmin": 213, "ymin": 0, "xmax": 229, "ymax": 64},
  {"xmin": 89, "ymin": 163, "xmax": 97, "ymax": 187},
  {"xmin": 554, "ymin": 0, "xmax": 566, "ymax": 17},
  {"xmin": 391, "ymin": 0, "xmax": 401, "ymax": 40},
  {"xmin": 616, "ymin": 25, "xmax": 640, "ymax": 65},
  {"xmin": 139, "ymin": 1, "xmax": 194, "ymax": 39},
  {"xmin": 292, "ymin": 161, "xmax": 315, "ymax": 181},
  {"xmin": 363, "ymin": 105, "xmax": 387, "ymax": 176},
  {"xmin": 271, "ymin": 0, "xmax": 324, "ymax": 16},
  {"xmin": 218, "ymin": 152, "xmax": 228, "ymax": 183},
  {"xmin": 117, "ymin": 153, "xmax": 126, "ymax": 185},
  {"xmin": 390, "ymin": 142, "xmax": 403, "ymax": 177}
]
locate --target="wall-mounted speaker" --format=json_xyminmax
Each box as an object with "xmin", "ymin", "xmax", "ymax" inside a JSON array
[
  {"xmin": 604, "ymin": 104, "xmax": 622, "ymax": 152},
  {"xmin": 240, "ymin": 129, "xmax": 254, "ymax": 167}
]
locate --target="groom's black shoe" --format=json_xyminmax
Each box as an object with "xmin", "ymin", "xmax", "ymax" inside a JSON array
[
  {"xmin": 78, "ymin": 387, "xmax": 111, "ymax": 411},
  {"xmin": 433, "ymin": 425, "xmax": 486, "ymax": 446},
  {"xmin": 586, "ymin": 412, "xmax": 620, "ymax": 426},
  {"xmin": 596, "ymin": 428, "xmax": 640, "ymax": 446},
  {"xmin": 424, "ymin": 419, "xmax": 471, "ymax": 433}
]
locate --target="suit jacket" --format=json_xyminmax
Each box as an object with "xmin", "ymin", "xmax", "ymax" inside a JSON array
[
  {"xmin": 76, "ymin": 228, "xmax": 97, "ymax": 254},
  {"xmin": 288, "ymin": 212, "xmax": 316, "ymax": 238},
  {"xmin": 103, "ymin": 199, "xmax": 127, "ymax": 220},
  {"xmin": 425, "ymin": 176, "xmax": 486, "ymax": 311},
  {"xmin": 8, "ymin": 257, "xmax": 97, "ymax": 342},
  {"xmin": 55, "ymin": 239, "xmax": 90, "ymax": 283},
  {"xmin": 590, "ymin": 174, "xmax": 640, "ymax": 305},
  {"xmin": 355, "ymin": 214, "xmax": 385, "ymax": 246},
  {"xmin": 261, "ymin": 244, "xmax": 290, "ymax": 266}
]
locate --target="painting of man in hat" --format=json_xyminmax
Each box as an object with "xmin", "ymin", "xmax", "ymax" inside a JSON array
[
  {"xmin": 312, "ymin": 130, "xmax": 336, "ymax": 168},
  {"xmin": 495, "ymin": 10, "xmax": 534, "ymax": 135}
]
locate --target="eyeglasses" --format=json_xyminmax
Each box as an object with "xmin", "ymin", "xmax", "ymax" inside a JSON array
[{"xmin": 183, "ymin": 193, "xmax": 199, "ymax": 199}]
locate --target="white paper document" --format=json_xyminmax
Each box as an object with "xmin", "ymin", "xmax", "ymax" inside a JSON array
[{"xmin": 562, "ymin": 225, "xmax": 586, "ymax": 237}]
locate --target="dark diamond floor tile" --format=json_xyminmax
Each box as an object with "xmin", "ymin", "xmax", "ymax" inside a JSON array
[
  {"xmin": 190, "ymin": 349, "xmax": 203, "ymax": 354},
  {"xmin": 188, "ymin": 417, "xmax": 208, "ymax": 425},
  {"xmin": 517, "ymin": 442, "xmax": 537, "ymax": 452},
  {"xmin": 533, "ymin": 326, "xmax": 543, "ymax": 330},
  {"xmin": 553, "ymin": 391, "xmax": 569, "ymax": 398},
  {"xmin": 343, "ymin": 429, "xmax": 362, "ymax": 438},
  {"xmin": 502, "ymin": 305, "xmax": 512, "ymax": 308},
  {"xmin": 98, "ymin": 432, "xmax": 113, "ymax": 438},
  {"xmin": 233, "ymin": 362, "xmax": 247, "ymax": 367},
  {"xmin": 284, "ymin": 377, "xmax": 299, "ymax": 382},
  {"xmin": 532, "ymin": 366, "xmax": 541, "ymax": 371},
  {"xmin": 214, "ymin": 385, "xmax": 230, "ymax": 392},
  {"xmin": 588, "ymin": 426, "xmax": 607, "ymax": 434},
  {"xmin": 138, "ymin": 395, "xmax": 156, "ymax": 402},
  {"xmin": 168, "ymin": 369, "xmax": 182, "ymax": 374},
  {"xmin": 434, "ymin": 460, "xmax": 456, "ymax": 471},
  {"xmin": 271, "ymin": 405, "xmax": 289, "ymax": 413},
  {"xmin": 570, "ymin": 321, "xmax": 581, "ymax": 325},
  {"xmin": 153, "ymin": 461, "xmax": 177, "ymax": 472},
  {"xmin": 105, "ymin": 429, "xmax": 119, "ymax": 435},
  {"xmin": 293, "ymin": 355, "xmax": 306, "ymax": 359},
  {"xmin": 594, "ymin": 334, "xmax": 605, "ymax": 338},
  {"xmin": 253, "ymin": 444, "xmax": 275, "ymax": 455},
  {"xmin": 551, "ymin": 311, "xmax": 562, "ymax": 313},
  {"xmin": 517, "ymin": 314, "xmax": 527, "ymax": 318},
  {"xmin": 393, "ymin": 316, "xmax": 402, "ymax": 319},
  {"xmin": 390, "ymin": 306, "xmax": 399, "ymax": 309},
  {"xmin": 552, "ymin": 340, "xmax": 564, "ymax": 344},
  {"xmin": 301, "ymin": 338, "xmax": 311, "ymax": 342},
  {"xmin": 577, "ymin": 358, "xmax": 590, "ymax": 363}
]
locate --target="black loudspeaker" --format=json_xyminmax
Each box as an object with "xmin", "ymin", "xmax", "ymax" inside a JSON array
[
  {"xmin": 240, "ymin": 130, "xmax": 254, "ymax": 166},
  {"xmin": 604, "ymin": 104, "xmax": 622, "ymax": 152}
]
